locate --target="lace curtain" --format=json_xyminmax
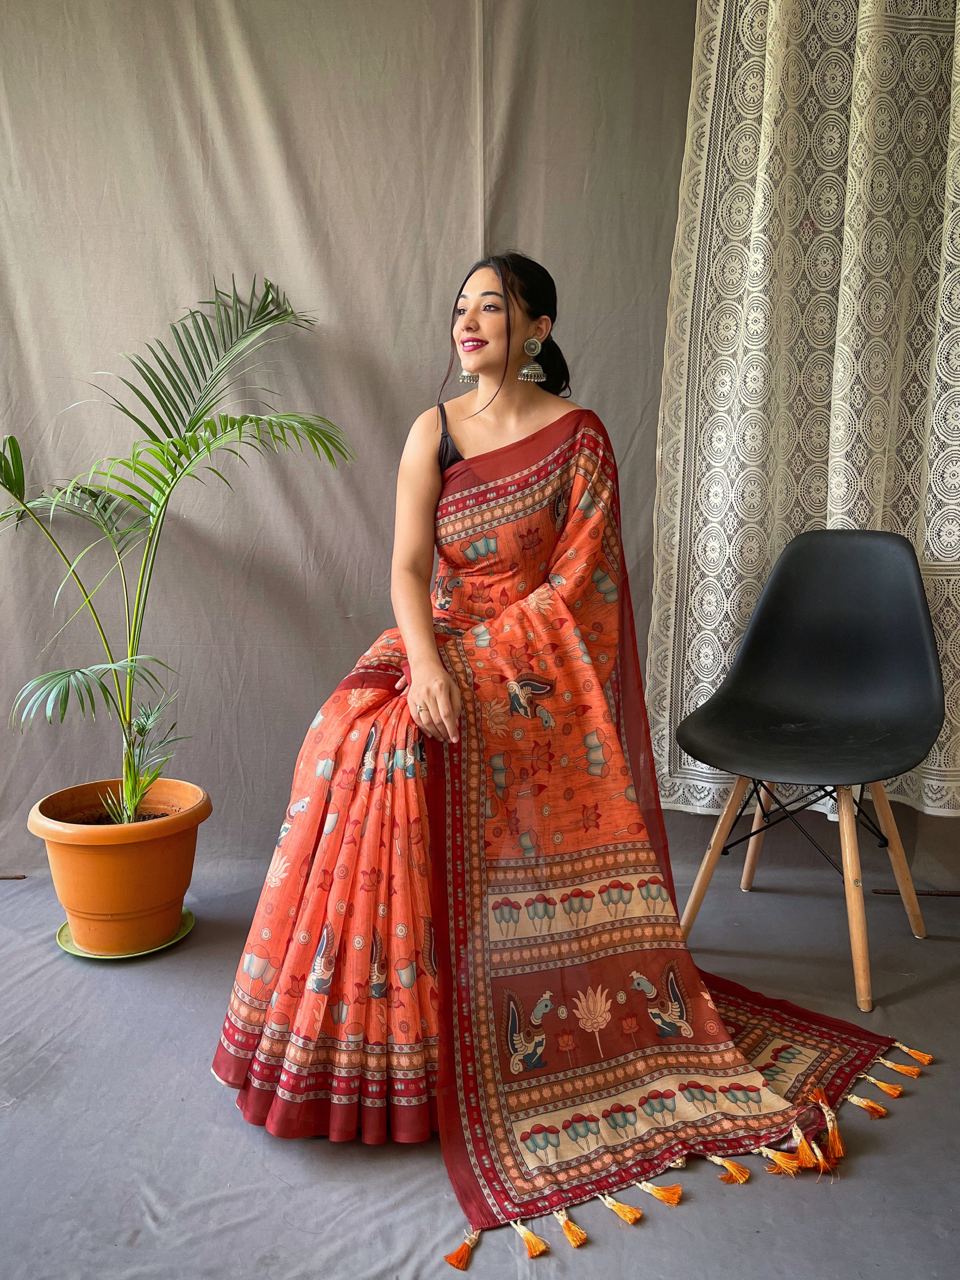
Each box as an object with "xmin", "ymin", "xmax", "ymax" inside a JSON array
[{"xmin": 646, "ymin": 0, "xmax": 960, "ymax": 818}]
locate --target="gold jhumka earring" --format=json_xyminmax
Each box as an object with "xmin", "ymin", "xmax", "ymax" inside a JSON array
[{"xmin": 517, "ymin": 336, "xmax": 546, "ymax": 382}]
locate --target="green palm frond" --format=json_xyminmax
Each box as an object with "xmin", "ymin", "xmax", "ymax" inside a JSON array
[
  {"xmin": 32, "ymin": 481, "xmax": 149, "ymax": 547},
  {"xmin": 61, "ymin": 412, "xmax": 353, "ymax": 515},
  {"xmin": 131, "ymin": 692, "xmax": 189, "ymax": 760},
  {"xmin": 9, "ymin": 656, "xmax": 176, "ymax": 730},
  {"xmin": 99, "ymin": 693, "xmax": 190, "ymax": 823},
  {"xmin": 89, "ymin": 275, "xmax": 319, "ymax": 443},
  {"xmin": 0, "ymin": 435, "xmax": 27, "ymax": 529},
  {"xmin": 19, "ymin": 483, "xmax": 149, "ymax": 614}
]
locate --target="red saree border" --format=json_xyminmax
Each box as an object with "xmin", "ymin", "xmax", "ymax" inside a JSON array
[
  {"xmin": 439, "ymin": 406, "xmax": 587, "ymax": 495},
  {"xmin": 613, "ymin": 492, "xmax": 676, "ymax": 907},
  {"xmin": 424, "ymin": 728, "xmax": 490, "ymax": 1218}
]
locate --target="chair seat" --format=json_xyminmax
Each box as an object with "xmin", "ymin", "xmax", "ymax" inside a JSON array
[{"xmin": 676, "ymin": 691, "xmax": 940, "ymax": 786}]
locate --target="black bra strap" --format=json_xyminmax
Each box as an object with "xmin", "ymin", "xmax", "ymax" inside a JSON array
[{"xmin": 439, "ymin": 401, "xmax": 449, "ymax": 436}]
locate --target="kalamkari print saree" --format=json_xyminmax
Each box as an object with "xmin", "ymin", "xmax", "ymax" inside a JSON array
[{"xmin": 211, "ymin": 407, "xmax": 932, "ymax": 1268}]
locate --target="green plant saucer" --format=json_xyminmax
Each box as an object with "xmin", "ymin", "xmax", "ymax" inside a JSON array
[{"xmin": 56, "ymin": 909, "xmax": 195, "ymax": 959}]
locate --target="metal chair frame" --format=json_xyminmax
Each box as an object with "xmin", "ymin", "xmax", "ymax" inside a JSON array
[{"xmin": 716, "ymin": 779, "xmax": 888, "ymax": 876}]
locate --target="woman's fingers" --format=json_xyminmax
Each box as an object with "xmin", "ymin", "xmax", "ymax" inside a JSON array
[
  {"xmin": 403, "ymin": 674, "xmax": 461, "ymax": 743},
  {"xmin": 413, "ymin": 696, "xmax": 443, "ymax": 741},
  {"xmin": 435, "ymin": 694, "xmax": 459, "ymax": 742},
  {"xmin": 417, "ymin": 694, "xmax": 457, "ymax": 743}
]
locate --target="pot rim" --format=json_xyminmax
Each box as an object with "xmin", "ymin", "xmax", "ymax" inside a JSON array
[{"xmin": 27, "ymin": 777, "xmax": 213, "ymax": 846}]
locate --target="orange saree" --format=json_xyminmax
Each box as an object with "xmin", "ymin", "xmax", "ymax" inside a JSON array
[{"xmin": 211, "ymin": 407, "xmax": 931, "ymax": 1267}]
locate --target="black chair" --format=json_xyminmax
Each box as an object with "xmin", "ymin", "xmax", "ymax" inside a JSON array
[{"xmin": 676, "ymin": 529, "xmax": 944, "ymax": 1011}]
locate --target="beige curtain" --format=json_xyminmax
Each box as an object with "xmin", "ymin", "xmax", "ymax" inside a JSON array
[
  {"xmin": 647, "ymin": 0, "xmax": 960, "ymax": 821},
  {"xmin": 0, "ymin": 1, "xmax": 697, "ymax": 871}
]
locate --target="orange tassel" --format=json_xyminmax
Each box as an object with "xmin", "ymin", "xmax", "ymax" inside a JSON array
[
  {"xmin": 878, "ymin": 1056, "xmax": 921, "ymax": 1079},
  {"xmin": 637, "ymin": 1179, "xmax": 683, "ymax": 1206},
  {"xmin": 808, "ymin": 1086, "xmax": 845, "ymax": 1161},
  {"xmin": 444, "ymin": 1228, "xmax": 481, "ymax": 1270},
  {"xmin": 847, "ymin": 1093, "xmax": 888, "ymax": 1118},
  {"xmin": 895, "ymin": 1041, "xmax": 933, "ymax": 1065},
  {"xmin": 863, "ymin": 1073, "xmax": 903, "ymax": 1099},
  {"xmin": 510, "ymin": 1220, "xmax": 549, "ymax": 1257},
  {"xmin": 791, "ymin": 1124, "xmax": 818, "ymax": 1169},
  {"xmin": 757, "ymin": 1145, "xmax": 801, "ymax": 1177},
  {"xmin": 552, "ymin": 1208, "xmax": 588, "ymax": 1247},
  {"xmin": 707, "ymin": 1154, "xmax": 752, "ymax": 1184},
  {"xmin": 810, "ymin": 1140, "xmax": 834, "ymax": 1177},
  {"xmin": 598, "ymin": 1192, "xmax": 644, "ymax": 1224}
]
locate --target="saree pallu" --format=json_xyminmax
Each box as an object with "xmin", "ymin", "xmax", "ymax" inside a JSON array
[{"xmin": 210, "ymin": 408, "xmax": 932, "ymax": 1265}]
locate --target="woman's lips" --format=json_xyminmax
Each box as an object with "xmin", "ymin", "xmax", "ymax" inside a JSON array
[{"xmin": 461, "ymin": 340, "xmax": 487, "ymax": 350}]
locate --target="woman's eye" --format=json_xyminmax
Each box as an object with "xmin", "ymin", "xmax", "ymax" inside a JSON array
[{"xmin": 455, "ymin": 305, "xmax": 499, "ymax": 315}]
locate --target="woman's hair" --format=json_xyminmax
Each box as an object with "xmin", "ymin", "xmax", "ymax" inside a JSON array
[{"xmin": 437, "ymin": 251, "xmax": 572, "ymax": 418}]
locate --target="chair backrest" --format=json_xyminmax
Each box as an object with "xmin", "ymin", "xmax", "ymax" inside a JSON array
[{"xmin": 722, "ymin": 530, "xmax": 944, "ymax": 734}]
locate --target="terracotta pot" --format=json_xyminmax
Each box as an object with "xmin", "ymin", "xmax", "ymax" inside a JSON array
[{"xmin": 27, "ymin": 777, "xmax": 213, "ymax": 956}]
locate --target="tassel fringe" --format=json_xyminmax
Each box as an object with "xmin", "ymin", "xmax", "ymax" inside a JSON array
[
  {"xmin": 791, "ymin": 1124, "xmax": 818, "ymax": 1169},
  {"xmin": 510, "ymin": 1219, "xmax": 549, "ymax": 1256},
  {"xmin": 444, "ymin": 1228, "xmax": 482, "ymax": 1270},
  {"xmin": 895, "ymin": 1041, "xmax": 933, "ymax": 1065},
  {"xmin": 847, "ymin": 1093, "xmax": 888, "ymax": 1118},
  {"xmin": 808, "ymin": 1086, "xmax": 845, "ymax": 1161},
  {"xmin": 636, "ymin": 1179, "xmax": 683, "ymax": 1206},
  {"xmin": 707, "ymin": 1153, "xmax": 751, "ymax": 1184},
  {"xmin": 446, "ymin": 1044, "xmax": 929, "ymax": 1263},
  {"xmin": 553, "ymin": 1207, "xmax": 588, "ymax": 1247},
  {"xmin": 756, "ymin": 1145, "xmax": 801, "ymax": 1177},
  {"xmin": 863, "ymin": 1072, "xmax": 903, "ymax": 1099},
  {"xmin": 598, "ymin": 1192, "xmax": 644, "ymax": 1224},
  {"xmin": 878, "ymin": 1055, "xmax": 921, "ymax": 1079}
]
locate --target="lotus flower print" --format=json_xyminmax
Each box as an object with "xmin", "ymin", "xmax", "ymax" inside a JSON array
[
  {"xmin": 265, "ymin": 850, "xmax": 291, "ymax": 889},
  {"xmin": 571, "ymin": 983, "xmax": 612, "ymax": 1057}
]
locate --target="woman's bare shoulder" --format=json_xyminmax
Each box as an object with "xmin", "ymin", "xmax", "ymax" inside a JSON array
[{"xmin": 548, "ymin": 396, "xmax": 585, "ymax": 414}]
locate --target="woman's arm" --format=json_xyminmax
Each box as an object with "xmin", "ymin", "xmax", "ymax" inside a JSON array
[
  {"xmin": 390, "ymin": 409, "xmax": 443, "ymax": 668},
  {"xmin": 390, "ymin": 409, "xmax": 460, "ymax": 742}
]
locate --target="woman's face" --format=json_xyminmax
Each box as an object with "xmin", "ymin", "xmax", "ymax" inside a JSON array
[{"xmin": 453, "ymin": 267, "xmax": 549, "ymax": 376}]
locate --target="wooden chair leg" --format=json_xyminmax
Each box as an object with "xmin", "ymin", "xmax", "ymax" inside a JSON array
[
  {"xmin": 868, "ymin": 781, "xmax": 926, "ymax": 939},
  {"xmin": 837, "ymin": 785, "xmax": 873, "ymax": 1012},
  {"xmin": 681, "ymin": 775, "xmax": 751, "ymax": 939},
  {"xmin": 740, "ymin": 781, "xmax": 775, "ymax": 891}
]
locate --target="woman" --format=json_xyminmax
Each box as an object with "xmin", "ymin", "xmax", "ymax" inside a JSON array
[{"xmin": 211, "ymin": 253, "xmax": 929, "ymax": 1268}]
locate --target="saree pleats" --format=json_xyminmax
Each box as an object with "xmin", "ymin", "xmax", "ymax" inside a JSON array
[{"xmin": 211, "ymin": 671, "xmax": 440, "ymax": 1143}]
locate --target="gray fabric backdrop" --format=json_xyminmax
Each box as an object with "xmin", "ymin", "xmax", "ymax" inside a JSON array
[{"xmin": 0, "ymin": 0, "xmax": 696, "ymax": 875}]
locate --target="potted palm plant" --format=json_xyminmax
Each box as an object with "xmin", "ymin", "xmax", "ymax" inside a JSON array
[{"xmin": 3, "ymin": 275, "xmax": 352, "ymax": 957}]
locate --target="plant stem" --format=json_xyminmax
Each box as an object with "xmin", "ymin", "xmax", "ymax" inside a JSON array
[
  {"xmin": 10, "ymin": 496, "xmax": 123, "ymax": 712},
  {"xmin": 126, "ymin": 491, "xmax": 171, "ymax": 725}
]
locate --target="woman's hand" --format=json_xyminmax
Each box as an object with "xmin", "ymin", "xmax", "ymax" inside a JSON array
[{"xmin": 395, "ymin": 661, "xmax": 461, "ymax": 743}]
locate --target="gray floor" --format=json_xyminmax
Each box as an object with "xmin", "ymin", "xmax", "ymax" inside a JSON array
[{"xmin": 2, "ymin": 802, "xmax": 955, "ymax": 1280}]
